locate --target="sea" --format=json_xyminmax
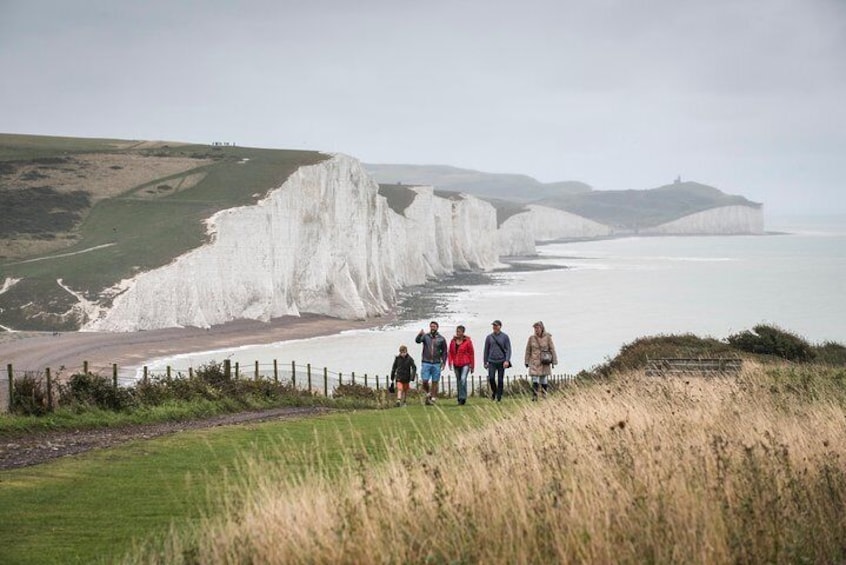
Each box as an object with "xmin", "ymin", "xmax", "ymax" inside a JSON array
[{"xmin": 141, "ymin": 214, "xmax": 846, "ymax": 378}]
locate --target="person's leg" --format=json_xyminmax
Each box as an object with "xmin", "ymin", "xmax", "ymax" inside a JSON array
[
  {"xmin": 531, "ymin": 375, "xmax": 540, "ymax": 400},
  {"xmin": 487, "ymin": 363, "xmax": 497, "ymax": 400},
  {"xmin": 496, "ymin": 363, "xmax": 505, "ymax": 401},
  {"xmin": 540, "ymin": 375, "xmax": 549, "ymax": 398},
  {"xmin": 430, "ymin": 369, "xmax": 440, "ymax": 402},
  {"xmin": 457, "ymin": 365, "xmax": 469, "ymax": 404}
]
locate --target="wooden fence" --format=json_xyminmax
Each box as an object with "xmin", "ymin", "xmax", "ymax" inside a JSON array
[
  {"xmin": 1, "ymin": 360, "xmax": 576, "ymax": 414},
  {"xmin": 645, "ymin": 357, "xmax": 743, "ymax": 377}
]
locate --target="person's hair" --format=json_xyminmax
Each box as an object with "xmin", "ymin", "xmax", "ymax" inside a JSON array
[
  {"xmin": 456, "ymin": 325, "xmax": 465, "ymax": 332},
  {"xmin": 430, "ymin": 321, "xmax": 439, "ymax": 328},
  {"xmin": 399, "ymin": 345, "xmax": 407, "ymax": 352}
]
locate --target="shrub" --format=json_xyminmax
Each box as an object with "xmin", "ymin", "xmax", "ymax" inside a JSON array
[
  {"xmin": 728, "ymin": 324, "xmax": 815, "ymax": 362},
  {"xmin": 59, "ymin": 372, "xmax": 135, "ymax": 411},
  {"xmin": 813, "ymin": 341, "xmax": 846, "ymax": 365},
  {"xmin": 595, "ymin": 333, "xmax": 734, "ymax": 376},
  {"xmin": 333, "ymin": 383, "xmax": 377, "ymax": 400},
  {"xmin": 12, "ymin": 374, "xmax": 49, "ymax": 416}
]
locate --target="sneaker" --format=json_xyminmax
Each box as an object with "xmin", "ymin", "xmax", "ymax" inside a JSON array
[
  {"xmin": 425, "ymin": 395, "xmax": 433, "ymax": 406},
  {"xmin": 531, "ymin": 395, "xmax": 538, "ymax": 402},
  {"xmin": 430, "ymin": 396, "xmax": 437, "ymax": 404},
  {"xmin": 458, "ymin": 399, "xmax": 466, "ymax": 406},
  {"xmin": 395, "ymin": 400, "xmax": 401, "ymax": 407},
  {"xmin": 491, "ymin": 392, "xmax": 496, "ymax": 401}
]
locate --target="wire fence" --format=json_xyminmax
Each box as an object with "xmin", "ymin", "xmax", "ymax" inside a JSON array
[{"xmin": 1, "ymin": 360, "xmax": 576, "ymax": 413}]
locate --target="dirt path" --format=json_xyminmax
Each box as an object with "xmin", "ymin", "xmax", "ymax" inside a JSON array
[{"xmin": 0, "ymin": 406, "xmax": 332, "ymax": 471}]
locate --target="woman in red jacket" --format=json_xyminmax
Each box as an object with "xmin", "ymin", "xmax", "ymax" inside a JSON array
[{"xmin": 448, "ymin": 325, "xmax": 475, "ymax": 405}]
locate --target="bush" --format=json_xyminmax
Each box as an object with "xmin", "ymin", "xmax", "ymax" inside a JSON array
[
  {"xmin": 59, "ymin": 372, "xmax": 135, "ymax": 411},
  {"xmin": 813, "ymin": 341, "xmax": 846, "ymax": 365},
  {"xmin": 595, "ymin": 333, "xmax": 735, "ymax": 377},
  {"xmin": 12, "ymin": 374, "xmax": 49, "ymax": 416},
  {"xmin": 727, "ymin": 324, "xmax": 815, "ymax": 362},
  {"xmin": 333, "ymin": 383, "xmax": 377, "ymax": 400}
]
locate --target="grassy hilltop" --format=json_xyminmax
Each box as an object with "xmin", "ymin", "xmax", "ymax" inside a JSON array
[
  {"xmin": 368, "ymin": 163, "xmax": 762, "ymax": 230},
  {"xmin": 1, "ymin": 329, "xmax": 844, "ymax": 564},
  {"xmin": 0, "ymin": 133, "xmax": 325, "ymax": 331}
]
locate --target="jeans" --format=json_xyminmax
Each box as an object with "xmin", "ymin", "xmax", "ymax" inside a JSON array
[
  {"xmin": 454, "ymin": 365, "xmax": 470, "ymax": 401},
  {"xmin": 487, "ymin": 361, "xmax": 505, "ymax": 400},
  {"xmin": 421, "ymin": 362, "xmax": 441, "ymax": 383}
]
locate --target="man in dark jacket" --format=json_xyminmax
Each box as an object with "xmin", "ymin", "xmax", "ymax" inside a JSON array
[
  {"xmin": 415, "ymin": 320, "xmax": 448, "ymax": 405},
  {"xmin": 483, "ymin": 319, "xmax": 511, "ymax": 402}
]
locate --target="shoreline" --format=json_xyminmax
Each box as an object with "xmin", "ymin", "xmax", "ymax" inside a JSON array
[{"xmin": 0, "ymin": 314, "xmax": 390, "ymax": 376}]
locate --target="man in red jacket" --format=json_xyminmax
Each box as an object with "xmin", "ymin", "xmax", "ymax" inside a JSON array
[{"xmin": 448, "ymin": 325, "xmax": 475, "ymax": 405}]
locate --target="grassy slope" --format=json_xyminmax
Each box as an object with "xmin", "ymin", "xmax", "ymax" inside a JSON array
[
  {"xmin": 0, "ymin": 134, "xmax": 326, "ymax": 330},
  {"xmin": 540, "ymin": 181, "xmax": 762, "ymax": 229},
  {"xmin": 0, "ymin": 402, "xmax": 510, "ymax": 565}
]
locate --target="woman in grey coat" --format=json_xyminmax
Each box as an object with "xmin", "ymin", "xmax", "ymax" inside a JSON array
[{"xmin": 524, "ymin": 321, "xmax": 558, "ymax": 400}]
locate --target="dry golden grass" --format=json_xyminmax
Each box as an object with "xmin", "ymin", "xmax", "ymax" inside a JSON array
[{"xmin": 129, "ymin": 365, "xmax": 846, "ymax": 564}]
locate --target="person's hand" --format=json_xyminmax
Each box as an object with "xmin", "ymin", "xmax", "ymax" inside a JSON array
[
  {"xmin": 484, "ymin": 362, "xmax": 489, "ymax": 369},
  {"xmin": 504, "ymin": 361, "xmax": 511, "ymax": 368},
  {"xmin": 525, "ymin": 364, "xmax": 529, "ymax": 368},
  {"xmin": 418, "ymin": 329, "xmax": 424, "ymax": 336}
]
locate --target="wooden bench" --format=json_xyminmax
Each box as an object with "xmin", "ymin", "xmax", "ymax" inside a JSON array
[{"xmin": 645, "ymin": 357, "xmax": 742, "ymax": 377}]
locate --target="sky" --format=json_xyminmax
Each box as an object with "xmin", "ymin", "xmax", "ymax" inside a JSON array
[{"xmin": 2, "ymin": 0, "xmax": 845, "ymax": 215}]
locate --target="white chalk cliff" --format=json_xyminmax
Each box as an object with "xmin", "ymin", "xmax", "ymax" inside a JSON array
[
  {"xmin": 498, "ymin": 205, "xmax": 613, "ymax": 256},
  {"xmin": 645, "ymin": 205, "xmax": 764, "ymax": 235},
  {"xmin": 84, "ymin": 155, "xmax": 501, "ymax": 331},
  {"xmin": 80, "ymin": 155, "xmax": 762, "ymax": 332}
]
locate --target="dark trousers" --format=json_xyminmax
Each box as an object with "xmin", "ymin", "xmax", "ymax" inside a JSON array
[{"xmin": 487, "ymin": 362, "xmax": 505, "ymax": 400}]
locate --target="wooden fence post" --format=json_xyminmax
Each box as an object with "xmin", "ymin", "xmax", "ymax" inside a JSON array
[
  {"xmin": 167, "ymin": 365, "xmax": 172, "ymax": 379},
  {"xmin": 189, "ymin": 367, "xmax": 194, "ymax": 379},
  {"xmin": 307, "ymin": 363, "xmax": 312, "ymax": 393},
  {"xmin": 235, "ymin": 362, "xmax": 240, "ymax": 379},
  {"xmin": 113, "ymin": 364, "xmax": 118, "ymax": 389},
  {"xmin": 273, "ymin": 359, "xmax": 279, "ymax": 384},
  {"xmin": 291, "ymin": 361, "xmax": 296, "ymax": 389},
  {"xmin": 83, "ymin": 360, "xmax": 89, "ymax": 374},
  {"xmin": 364, "ymin": 373, "xmax": 368, "ymax": 388},
  {"xmin": 254, "ymin": 361, "xmax": 260, "ymax": 380},
  {"xmin": 7, "ymin": 364, "xmax": 12, "ymax": 412},
  {"xmin": 323, "ymin": 367, "xmax": 328, "ymax": 397},
  {"xmin": 46, "ymin": 367, "xmax": 53, "ymax": 411},
  {"xmin": 339, "ymin": 372, "xmax": 343, "ymax": 387},
  {"xmin": 352, "ymin": 371, "xmax": 356, "ymax": 386},
  {"xmin": 143, "ymin": 366, "xmax": 148, "ymax": 385},
  {"xmin": 224, "ymin": 359, "xmax": 231, "ymax": 379}
]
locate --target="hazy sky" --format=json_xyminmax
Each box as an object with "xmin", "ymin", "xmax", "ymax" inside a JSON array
[{"xmin": 2, "ymin": 0, "xmax": 844, "ymax": 215}]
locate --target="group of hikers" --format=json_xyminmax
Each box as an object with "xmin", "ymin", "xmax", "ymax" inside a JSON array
[{"xmin": 390, "ymin": 319, "xmax": 558, "ymax": 406}]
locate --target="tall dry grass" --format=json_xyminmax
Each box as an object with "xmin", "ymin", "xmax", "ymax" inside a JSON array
[{"xmin": 130, "ymin": 364, "xmax": 846, "ymax": 564}]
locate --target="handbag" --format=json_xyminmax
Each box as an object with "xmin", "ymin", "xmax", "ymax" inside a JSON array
[{"xmin": 535, "ymin": 335, "xmax": 553, "ymax": 365}]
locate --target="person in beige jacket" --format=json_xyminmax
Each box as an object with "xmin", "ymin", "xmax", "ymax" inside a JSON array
[{"xmin": 524, "ymin": 321, "xmax": 558, "ymax": 400}]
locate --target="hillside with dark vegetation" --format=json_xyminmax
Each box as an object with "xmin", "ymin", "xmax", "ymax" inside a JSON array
[{"xmin": 540, "ymin": 181, "xmax": 761, "ymax": 229}]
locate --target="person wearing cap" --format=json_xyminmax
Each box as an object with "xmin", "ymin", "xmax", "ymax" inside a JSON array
[
  {"xmin": 448, "ymin": 324, "xmax": 475, "ymax": 405},
  {"xmin": 415, "ymin": 321, "xmax": 448, "ymax": 405},
  {"xmin": 483, "ymin": 320, "xmax": 511, "ymax": 402},
  {"xmin": 524, "ymin": 321, "xmax": 558, "ymax": 400}
]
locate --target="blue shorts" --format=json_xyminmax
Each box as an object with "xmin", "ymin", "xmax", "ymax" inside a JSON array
[{"xmin": 420, "ymin": 362, "xmax": 442, "ymax": 383}]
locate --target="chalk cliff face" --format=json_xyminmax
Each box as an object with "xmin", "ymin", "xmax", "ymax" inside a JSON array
[
  {"xmin": 85, "ymin": 155, "xmax": 500, "ymax": 331},
  {"xmin": 646, "ymin": 205, "xmax": 764, "ymax": 235},
  {"xmin": 498, "ymin": 205, "xmax": 613, "ymax": 256}
]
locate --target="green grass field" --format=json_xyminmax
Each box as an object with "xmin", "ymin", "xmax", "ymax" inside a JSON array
[
  {"xmin": 0, "ymin": 134, "xmax": 326, "ymax": 330},
  {"xmin": 0, "ymin": 401, "xmax": 510, "ymax": 564}
]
